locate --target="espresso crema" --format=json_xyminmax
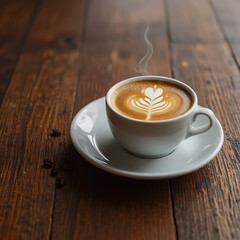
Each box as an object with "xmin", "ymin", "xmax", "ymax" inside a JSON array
[{"xmin": 110, "ymin": 80, "xmax": 193, "ymax": 121}]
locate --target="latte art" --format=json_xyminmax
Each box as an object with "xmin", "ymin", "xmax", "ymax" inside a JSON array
[
  {"xmin": 128, "ymin": 85, "xmax": 177, "ymax": 120},
  {"xmin": 110, "ymin": 80, "xmax": 193, "ymax": 121}
]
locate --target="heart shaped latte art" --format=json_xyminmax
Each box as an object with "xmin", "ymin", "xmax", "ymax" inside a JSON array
[
  {"xmin": 145, "ymin": 87, "xmax": 163, "ymax": 100},
  {"xmin": 127, "ymin": 85, "xmax": 175, "ymax": 120}
]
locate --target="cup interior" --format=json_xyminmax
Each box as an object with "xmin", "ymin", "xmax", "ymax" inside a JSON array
[{"xmin": 106, "ymin": 75, "xmax": 198, "ymax": 122}]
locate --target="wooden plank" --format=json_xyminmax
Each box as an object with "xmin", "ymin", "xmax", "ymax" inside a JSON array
[
  {"xmin": 0, "ymin": 0, "xmax": 39, "ymax": 104},
  {"xmin": 51, "ymin": 0, "xmax": 176, "ymax": 239},
  {"xmin": 167, "ymin": 0, "xmax": 240, "ymax": 239},
  {"xmin": 209, "ymin": 0, "xmax": 240, "ymax": 67},
  {"xmin": 0, "ymin": 0, "xmax": 84, "ymax": 238}
]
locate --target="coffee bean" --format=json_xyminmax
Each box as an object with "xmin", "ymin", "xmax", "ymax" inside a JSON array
[
  {"xmin": 50, "ymin": 166, "xmax": 60, "ymax": 176},
  {"xmin": 50, "ymin": 129, "xmax": 61, "ymax": 137},
  {"xmin": 42, "ymin": 159, "xmax": 54, "ymax": 169}
]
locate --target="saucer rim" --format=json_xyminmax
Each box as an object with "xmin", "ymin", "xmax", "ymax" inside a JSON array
[{"xmin": 70, "ymin": 97, "xmax": 224, "ymax": 179}]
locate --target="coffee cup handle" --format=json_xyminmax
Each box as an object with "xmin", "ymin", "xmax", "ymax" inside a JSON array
[{"xmin": 186, "ymin": 106, "xmax": 215, "ymax": 139}]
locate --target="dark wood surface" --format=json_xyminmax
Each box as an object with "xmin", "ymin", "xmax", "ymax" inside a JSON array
[{"xmin": 0, "ymin": 0, "xmax": 239, "ymax": 239}]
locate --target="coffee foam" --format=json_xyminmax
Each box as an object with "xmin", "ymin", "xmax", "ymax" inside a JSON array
[{"xmin": 110, "ymin": 80, "xmax": 193, "ymax": 121}]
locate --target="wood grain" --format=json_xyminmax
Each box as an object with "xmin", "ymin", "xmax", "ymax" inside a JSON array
[
  {"xmin": 0, "ymin": 0, "xmax": 240, "ymax": 239},
  {"xmin": 0, "ymin": 0, "xmax": 84, "ymax": 238},
  {"xmin": 51, "ymin": 0, "xmax": 176, "ymax": 239},
  {"xmin": 167, "ymin": 0, "xmax": 240, "ymax": 239},
  {"xmin": 210, "ymin": 0, "xmax": 240, "ymax": 67},
  {"xmin": 0, "ymin": 0, "xmax": 40, "ymax": 105}
]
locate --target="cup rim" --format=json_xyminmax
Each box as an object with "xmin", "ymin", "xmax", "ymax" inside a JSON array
[{"xmin": 106, "ymin": 75, "xmax": 198, "ymax": 123}]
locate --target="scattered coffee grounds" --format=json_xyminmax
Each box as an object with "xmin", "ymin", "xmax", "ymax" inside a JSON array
[
  {"xmin": 42, "ymin": 128, "xmax": 67, "ymax": 189},
  {"xmin": 50, "ymin": 129, "xmax": 61, "ymax": 137},
  {"xmin": 42, "ymin": 159, "xmax": 66, "ymax": 188},
  {"xmin": 50, "ymin": 165, "xmax": 60, "ymax": 176},
  {"xmin": 42, "ymin": 159, "xmax": 54, "ymax": 169},
  {"xmin": 56, "ymin": 173, "xmax": 65, "ymax": 188}
]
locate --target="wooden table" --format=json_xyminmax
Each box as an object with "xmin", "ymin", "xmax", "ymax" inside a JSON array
[{"xmin": 1, "ymin": 0, "xmax": 240, "ymax": 239}]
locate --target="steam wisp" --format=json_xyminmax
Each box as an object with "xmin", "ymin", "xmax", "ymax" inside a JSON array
[{"xmin": 135, "ymin": 22, "xmax": 153, "ymax": 75}]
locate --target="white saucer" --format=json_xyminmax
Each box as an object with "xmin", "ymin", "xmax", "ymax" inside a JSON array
[{"xmin": 70, "ymin": 97, "xmax": 224, "ymax": 179}]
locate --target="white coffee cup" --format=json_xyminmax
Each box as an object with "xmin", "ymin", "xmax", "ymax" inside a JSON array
[{"xmin": 106, "ymin": 76, "xmax": 215, "ymax": 158}]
